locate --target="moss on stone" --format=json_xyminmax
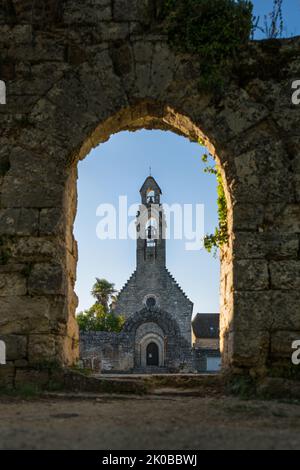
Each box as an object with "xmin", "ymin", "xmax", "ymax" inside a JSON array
[{"xmin": 161, "ymin": 0, "xmax": 253, "ymax": 92}]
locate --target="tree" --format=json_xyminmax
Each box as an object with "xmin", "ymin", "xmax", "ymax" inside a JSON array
[
  {"xmin": 77, "ymin": 278, "xmax": 125, "ymax": 333},
  {"xmin": 77, "ymin": 303, "xmax": 125, "ymax": 333},
  {"xmin": 91, "ymin": 278, "xmax": 117, "ymax": 310}
]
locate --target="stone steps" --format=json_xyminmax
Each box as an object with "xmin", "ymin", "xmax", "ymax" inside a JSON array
[
  {"xmin": 131, "ymin": 367, "xmax": 169, "ymax": 375},
  {"xmin": 45, "ymin": 372, "xmax": 224, "ymax": 398},
  {"xmin": 93, "ymin": 372, "xmax": 223, "ymax": 393}
]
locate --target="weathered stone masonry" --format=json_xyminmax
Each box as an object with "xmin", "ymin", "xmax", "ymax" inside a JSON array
[{"xmin": 0, "ymin": 0, "xmax": 300, "ymax": 386}]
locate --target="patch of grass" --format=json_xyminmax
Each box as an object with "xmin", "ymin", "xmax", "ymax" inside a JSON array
[
  {"xmin": 70, "ymin": 365, "xmax": 93, "ymax": 377},
  {"xmin": 227, "ymin": 375, "xmax": 257, "ymax": 399},
  {"xmin": 0, "ymin": 384, "xmax": 42, "ymax": 399}
]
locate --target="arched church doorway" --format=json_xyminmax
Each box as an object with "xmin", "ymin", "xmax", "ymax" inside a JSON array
[{"xmin": 146, "ymin": 342, "xmax": 159, "ymax": 367}]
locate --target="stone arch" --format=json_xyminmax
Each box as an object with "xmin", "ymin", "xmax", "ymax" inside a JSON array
[
  {"xmin": 125, "ymin": 308, "xmax": 191, "ymax": 370},
  {"xmin": 124, "ymin": 308, "xmax": 182, "ymax": 338},
  {"xmin": 135, "ymin": 322, "xmax": 165, "ymax": 368},
  {"xmin": 1, "ymin": 1, "xmax": 300, "ymax": 383},
  {"xmin": 143, "ymin": 337, "xmax": 164, "ymax": 367}
]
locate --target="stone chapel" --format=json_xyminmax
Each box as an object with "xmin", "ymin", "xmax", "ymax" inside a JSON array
[
  {"xmin": 81, "ymin": 176, "xmax": 195, "ymax": 373},
  {"xmin": 114, "ymin": 175, "xmax": 194, "ymax": 371}
]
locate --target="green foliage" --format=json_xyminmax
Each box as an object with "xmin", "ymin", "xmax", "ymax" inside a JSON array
[
  {"xmin": 77, "ymin": 278, "xmax": 124, "ymax": 333},
  {"xmin": 0, "ymin": 236, "xmax": 12, "ymax": 265},
  {"xmin": 161, "ymin": 0, "xmax": 253, "ymax": 92},
  {"xmin": 200, "ymin": 149, "xmax": 229, "ymax": 255},
  {"xmin": 77, "ymin": 303, "xmax": 125, "ymax": 333},
  {"xmin": 228, "ymin": 375, "xmax": 257, "ymax": 399},
  {"xmin": 0, "ymin": 384, "xmax": 43, "ymax": 399},
  {"xmin": 91, "ymin": 278, "xmax": 117, "ymax": 309}
]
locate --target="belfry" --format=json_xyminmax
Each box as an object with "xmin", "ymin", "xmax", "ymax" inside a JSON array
[{"xmin": 114, "ymin": 175, "xmax": 194, "ymax": 371}]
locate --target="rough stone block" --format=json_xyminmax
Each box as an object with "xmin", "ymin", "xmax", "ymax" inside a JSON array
[
  {"xmin": 0, "ymin": 273, "xmax": 27, "ymax": 296},
  {"xmin": 234, "ymin": 259, "xmax": 269, "ymax": 291},
  {"xmin": 28, "ymin": 263, "xmax": 65, "ymax": 296},
  {"xmin": 233, "ymin": 232, "xmax": 299, "ymax": 260},
  {"xmin": 270, "ymin": 330, "xmax": 300, "ymax": 358},
  {"xmin": 233, "ymin": 291, "xmax": 272, "ymax": 331},
  {"xmin": 63, "ymin": 0, "xmax": 112, "ymax": 23},
  {"xmin": 39, "ymin": 208, "xmax": 65, "ymax": 237},
  {"xmin": 228, "ymin": 330, "xmax": 270, "ymax": 367},
  {"xmin": 0, "ymin": 296, "xmax": 51, "ymax": 334},
  {"xmin": 1, "ymin": 147, "xmax": 67, "ymax": 209},
  {"xmin": 0, "ymin": 334, "xmax": 27, "ymax": 361},
  {"xmin": 275, "ymin": 205, "xmax": 300, "ymax": 233},
  {"xmin": 232, "ymin": 203, "xmax": 264, "ymax": 231},
  {"xmin": 28, "ymin": 334, "xmax": 57, "ymax": 364},
  {"xmin": 0, "ymin": 209, "xmax": 39, "ymax": 236},
  {"xmin": 15, "ymin": 368, "xmax": 50, "ymax": 389},
  {"xmin": 113, "ymin": 0, "xmax": 154, "ymax": 22},
  {"xmin": 0, "ymin": 364, "xmax": 15, "ymax": 389},
  {"xmin": 271, "ymin": 290, "xmax": 300, "ymax": 330},
  {"xmin": 10, "ymin": 237, "xmax": 64, "ymax": 263},
  {"xmin": 270, "ymin": 261, "xmax": 300, "ymax": 290}
]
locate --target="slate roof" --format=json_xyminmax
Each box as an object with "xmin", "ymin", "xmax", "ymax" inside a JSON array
[
  {"xmin": 140, "ymin": 176, "xmax": 162, "ymax": 195},
  {"xmin": 192, "ymin": 313, "xmax": 220, "ymax": 339}
]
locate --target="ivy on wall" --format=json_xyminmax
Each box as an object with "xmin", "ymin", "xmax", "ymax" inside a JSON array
[
  {"xmin": 161, "ymin": 0, "xmax": 253, "ymax": 91},
  {"xmin": 199, "ymin": 142, "xmax": 229, "ymax": 255}
]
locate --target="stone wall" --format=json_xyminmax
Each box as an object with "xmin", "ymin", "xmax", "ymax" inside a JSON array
[
  {"xmin": 115, "ymin": 267, "xmax": 193, "ymax": 344},
  {"xmin": 0, "ymin": 0, "xmax": 300, "ymax": 385},
  {"xmin": 80, "ymin": 329, "xmax": 220, "ymax": 374},
  {"xmin": 194, "ymin": 338, "xmax": 220, "ymax": 350},
  {"xmin": 80, "ymin": 331, "xmax": 134, "ymax": 372},
  {"xmin": 80, "ymin": 307, "xmax": 193, "ymax": 373},
  {"xmin": 192, "ymin": 348, "xmax": 221, "ymax": 373}
]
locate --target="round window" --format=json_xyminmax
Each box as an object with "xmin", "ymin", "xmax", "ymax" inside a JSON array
[{"xmin": 146, "ymin": 296, "xmax": 156, "ymax": 309}]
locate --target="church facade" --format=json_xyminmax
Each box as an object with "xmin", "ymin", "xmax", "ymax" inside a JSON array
[{"xmin": 80, "ymin": 177, "xmax": 219, "ymax": 373}]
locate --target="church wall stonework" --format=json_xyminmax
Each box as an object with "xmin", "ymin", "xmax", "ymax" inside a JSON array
[
  {"xmin": 0, "ymin": 0, "xmax": 300, "ymax": 385},
  {"xmin": 80, "ymin": 331, "xmax": 134, "ymax": 372},
  {"xmin": 115, "ymin": 266, "xmax": 193, "ymax": 344}
]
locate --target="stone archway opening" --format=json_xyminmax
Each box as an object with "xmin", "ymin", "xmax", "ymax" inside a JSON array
[
  {"xmin": 146, "ymin": 342, "xmax": 160, "ymax": 367},
  {"xmin": 71, "ymin": 102, "xmax": 233, "ymax": 373}
]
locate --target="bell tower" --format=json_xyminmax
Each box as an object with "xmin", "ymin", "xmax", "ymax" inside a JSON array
[{"xmin": 136, "ymin": 176, "xmax": 166, "ymax": 269}]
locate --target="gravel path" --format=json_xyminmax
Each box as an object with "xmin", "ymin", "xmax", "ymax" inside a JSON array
[{"xmin": 0, "ymin": 395, "xmax": 300, "ymax": 450}]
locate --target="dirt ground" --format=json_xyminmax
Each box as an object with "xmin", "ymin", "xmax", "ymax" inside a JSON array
[{"xmin": 0, "ymin": 394, "xmax": 300, "ymax": 450}]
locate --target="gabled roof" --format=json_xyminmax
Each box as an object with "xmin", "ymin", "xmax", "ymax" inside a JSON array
[
  {"xmin": 192, "ymin": 313, "xmax": 220, "ymax": 339},
  {"xmin": 140, "ymin": 176, "xmax": 162, "ymax": 195}
]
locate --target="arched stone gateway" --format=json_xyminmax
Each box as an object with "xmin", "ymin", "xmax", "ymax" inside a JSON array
[
  {"xmin": 135, "ymin": 323, "xmax": 165, "ymax": 369},
  {"xmin": 0, "ymin": 1, "xmax": 300, "ymax": 385},
  {"xmin": 124, "ymin": 308, "xmax": 190, "ymax": 371}
]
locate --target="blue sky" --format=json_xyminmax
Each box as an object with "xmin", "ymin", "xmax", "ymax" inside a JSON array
[{"xmin": 74, "ymin": 1, "xmax": 300, "ymax": 315}]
